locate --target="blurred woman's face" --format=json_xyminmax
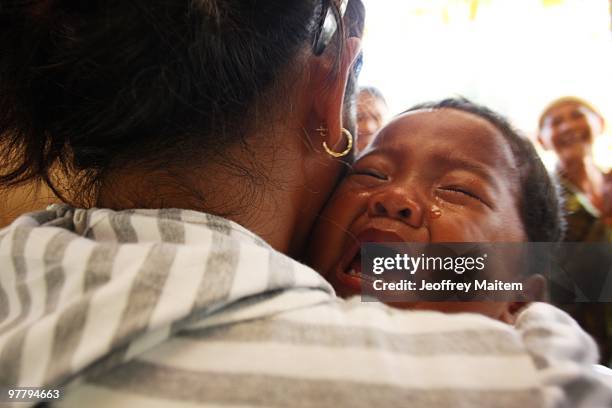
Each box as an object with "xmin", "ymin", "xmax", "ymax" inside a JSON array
[
  {"xmin": 539, "ymin": 102, "xmax": 598, "ymax": 163},
  {"xmin": 356, "ymin": 93, "xmax": 388, "ymax": 151}
]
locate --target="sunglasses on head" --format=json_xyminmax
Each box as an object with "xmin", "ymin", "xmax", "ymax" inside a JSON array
[{"xmin": 312, "ymin": 0, "xmax": 349, "ymax": 56}]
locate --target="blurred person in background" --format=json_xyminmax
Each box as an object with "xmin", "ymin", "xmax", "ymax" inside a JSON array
[
  {"xmin": 355, "ymin": 85, "xmax": 389, "ymax": 152},
  {"xmin": 538, "ymin": 96, "xmax": 612, "ymax": 365},
  {"xmin": 538, "ymin": 97, "xmax": 611, "ymax": 242}
]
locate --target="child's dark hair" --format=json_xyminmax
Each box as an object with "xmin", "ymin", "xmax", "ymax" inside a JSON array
[{"xmin": 405, "ymin": 98, "xmax": 565, "ymax": 242}]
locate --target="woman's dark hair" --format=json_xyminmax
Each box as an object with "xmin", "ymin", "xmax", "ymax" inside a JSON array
[
  {"xmin": 405, "ymin": 98, "xmax": 565, "ymax": 243},
  {"xmin": 0, "ymin": 0, "xmax": 364, "ymax": 204}
]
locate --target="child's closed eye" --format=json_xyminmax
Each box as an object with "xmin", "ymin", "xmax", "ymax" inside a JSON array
[
  {"xmin": 437, "ymin": 186, "xmax": 490, "ymax": 207},
  {"xmin": 350, "ymin": 168, "xmax": 388, "ymax": 181}
]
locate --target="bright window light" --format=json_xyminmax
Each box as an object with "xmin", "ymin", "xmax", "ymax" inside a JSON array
[{"xmin": 359, "ymin": 0, "xmax": 612, "ymax": 169}]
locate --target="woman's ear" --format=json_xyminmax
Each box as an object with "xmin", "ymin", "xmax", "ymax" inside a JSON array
[{"xmin": 309, "ymin": 37, "xmax": 361, "ymax": 155}]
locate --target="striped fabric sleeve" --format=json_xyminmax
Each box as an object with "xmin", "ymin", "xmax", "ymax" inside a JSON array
[
  {"xmin": 54, "ymin": 300, "xmax": 547, "ymax": 408},
  {"xmin": 516, "ymin": 302, "xmax": 612, "ymax": 407},
  {"xmin": 0, "ymin": 206, "xmax": 331, "ymax": 393},
  {"xmin": 59, "ymin": 301, "xmax": 612, "ymax": 408}
]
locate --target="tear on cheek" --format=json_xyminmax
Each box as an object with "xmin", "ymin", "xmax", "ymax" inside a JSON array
[{"xmin": 429, "ymin": 205, "xmax": 442, "ymax": 219}]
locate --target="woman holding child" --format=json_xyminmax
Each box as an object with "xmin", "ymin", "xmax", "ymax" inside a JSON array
[{"xmin": 0, "ymin": 1, "xmax": 610, "ymax": 406}]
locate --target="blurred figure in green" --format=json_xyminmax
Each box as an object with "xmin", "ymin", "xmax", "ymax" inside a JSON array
[
  {"xmin": 538, "ymin": 96, "xmax": 612, "ymax": 365},
  {"xmin": 538, "ymin": 97, "xmax": 611, "ymax": 242}
]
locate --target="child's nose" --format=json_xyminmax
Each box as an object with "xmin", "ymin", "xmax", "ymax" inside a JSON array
[{"xmin": 367, "ymin": 188, "xmax": 424, "ymax": 228}]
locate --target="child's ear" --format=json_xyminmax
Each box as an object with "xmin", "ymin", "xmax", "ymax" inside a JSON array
[
  {"xmin": 500, "ymin": 275, "xmax": 547, "ymax": 324},
  {"xmin": 499, "ymin": 302, "xmax": 527, "ymax": 325},
  {"xmin": 523, "ymin": 274, "xmax": 547, "ymax": 302}
]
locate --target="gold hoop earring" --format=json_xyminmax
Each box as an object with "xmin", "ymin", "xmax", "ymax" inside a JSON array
[{"xmin": 322, "ymin": 128, "xmax": 353, "ymax": 158}]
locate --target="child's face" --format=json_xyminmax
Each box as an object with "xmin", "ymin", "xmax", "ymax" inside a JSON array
[{"xmin": 308, "ymin": 109, "xmax": 529, "ymax": 321}]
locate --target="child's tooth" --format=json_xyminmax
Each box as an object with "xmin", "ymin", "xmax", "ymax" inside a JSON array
[
  {"xmin": 346, "ymin": 268, "xmax": 375, "ymax": 283},
  {"xmin": 358, "ymin": 272, "xmax": 374, "ymax": 282}
]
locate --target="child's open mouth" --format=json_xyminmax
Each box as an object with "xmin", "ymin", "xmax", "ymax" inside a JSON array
[
  {"xmin": 334, "ymin": 229, "xmax": 408, "ymax": 294},
  {"xmin": 344, "ymin": 250, "xmax": 375, "ymax": 283}
]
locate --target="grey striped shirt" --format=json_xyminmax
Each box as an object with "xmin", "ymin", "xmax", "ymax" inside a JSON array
[{"xmin": 0, "ymin": 205, "xmax": 609, "ymax": 407}]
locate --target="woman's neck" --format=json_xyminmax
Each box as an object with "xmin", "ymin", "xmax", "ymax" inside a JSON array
[{"xmin": 95, "ymin": 128, "xmax": 340, "ymax": 258}]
